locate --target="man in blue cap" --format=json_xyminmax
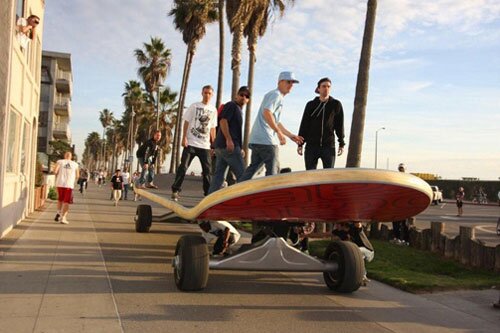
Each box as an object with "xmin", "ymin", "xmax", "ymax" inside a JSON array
[{"xmin": 239, "ymin": 71, "xmax": 304, "ymax": 181}]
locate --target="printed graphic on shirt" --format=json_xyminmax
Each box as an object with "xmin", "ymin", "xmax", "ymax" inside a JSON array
[{"xmin": 191, "ymin": 106, "xmax": 212, "ymax": 140}]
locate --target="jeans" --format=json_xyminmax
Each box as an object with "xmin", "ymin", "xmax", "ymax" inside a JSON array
[
  {"xmin": 172, "ymin": 145, "xmax": 212, "ymax": 195},
  {"xmin": 304, "ymin": 145, "xmax": 336, "ymax": 170},
  {"xmin": 239, "ymin": 144, "xmax": 279, "ymax": 181},
  {"xmin": 121, "ymin": 184, "xmax": 129, "ymax": 199},
  {"xmin": 208, "ymin": 147, "xmax": 245, "ymax": 194},
  {"xmin": 138, "ymin": 157, "xmax": 155, "ymax": 185}
]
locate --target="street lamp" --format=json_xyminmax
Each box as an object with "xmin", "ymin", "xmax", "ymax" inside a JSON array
[{"xmin": 375, "ymin": 127, "xmax": 385, "ymax": 169}]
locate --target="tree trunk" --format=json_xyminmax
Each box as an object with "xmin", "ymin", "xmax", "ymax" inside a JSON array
[
  {"xmin": 346, "ymin": 0, "xmax": 378, "ymax": 168},
  {"xmin": 244, "ymin": 34, "xmax": 257, "ymax": 166},
  {"xmin": 170, "ymin": 46, "xmax": 191, "ymax": 173},
  {"xmin": 175, "ymin": 48, "xmax": 195, "ymax": 168},
  {"xmin": 231, "ymin": 23, "xmax": 243, "ymax": 100},
  {"xmin": 216, "ymin": 0, "xmax": 225, "ymax": 109}
]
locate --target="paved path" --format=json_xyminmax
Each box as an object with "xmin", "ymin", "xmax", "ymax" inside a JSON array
[{"xmin": 0, "ymin": 175, "xmax": 499, "ymax": 332}]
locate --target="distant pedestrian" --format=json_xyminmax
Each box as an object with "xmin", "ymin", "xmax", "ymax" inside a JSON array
[
  {"xmin": 456, "ymin": 186, "xmax": 465, "ymax": 216},
  {"xmin": 121, "ymin": 167, "xmax": 130, "ymax": 200},
  {"xmin": 391, "ymin": 163, "xmax": 409, "ymax": 245},
  {"xmin": 171, "ymin": 85, "xmax": 217, "ymax": 201},
  {"xmin": 208, "ymin": 86, "xmax": 251, "ymax": 194},
  {"xmin": 297, "ymin": 77, "xmax": 345, "ymax": 169},
  {"xmin": 136, "ymin": 130, "xmax": 161, "ymax": 189},
  {"xmin": 239, "ymin": 71, "xmax": 304, "ymax": 181},
  {"xmin": 132, "ymin": 171, "xmax": 142, "ymax": 202},
  {"xmin": 110, "ymin": 169, "xmax": 124, "ymax": 206},
  {"xmin": 53, "ymin": 151, "xmax": 79, "ymax": 224}
]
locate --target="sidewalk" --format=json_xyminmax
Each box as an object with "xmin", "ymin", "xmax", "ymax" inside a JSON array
[{"xmin": 0, "ymin": 175, "xmax": 499, "ymax": 332}]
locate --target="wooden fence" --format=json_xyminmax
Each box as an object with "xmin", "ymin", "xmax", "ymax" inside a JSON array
[{"xmin": 368, "ymin": 219, "xmax": 500, "ymax": 273}]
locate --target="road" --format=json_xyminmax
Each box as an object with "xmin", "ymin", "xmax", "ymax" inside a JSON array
[{"xmin": 409, "ymin": 201, "xmax": 500, "ymax": 246}]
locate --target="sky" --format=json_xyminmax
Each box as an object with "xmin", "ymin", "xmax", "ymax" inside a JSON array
[{"xmin": 42, "ymin": 0, "xmax": 500, "ymax": 180}]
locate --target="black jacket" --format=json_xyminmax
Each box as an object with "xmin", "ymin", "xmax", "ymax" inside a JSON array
[
  {"xmin": 136, "ymin": 138, "xmax": 159, "ymax": 164},
  {"xmin": 298, "ymin": 96, "xmax": 345, "ymax": 148}
]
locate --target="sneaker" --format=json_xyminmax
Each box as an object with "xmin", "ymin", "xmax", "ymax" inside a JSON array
[
  {"xmin": 54, "ymin": 213, "xmax": 60, "ymax": 222},
  {"xmin": 171, "ymin": 192, "xmax": 180, "ymax": 201},
  {"xmin": 60, "ymin": 218, "xmax": 69, "ymax": 225},
  {"xmin": 362, "ymin": 276, "xmax": 370, "ymax": 286}
]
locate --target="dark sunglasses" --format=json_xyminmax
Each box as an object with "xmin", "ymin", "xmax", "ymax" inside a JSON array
[
  {"xmin": 33, "ymin": 20, "xmax": 40, "ymax": 24},
  {"xmin": 239, "ymin": 93, "xmax": 250, "ymax": 99}
]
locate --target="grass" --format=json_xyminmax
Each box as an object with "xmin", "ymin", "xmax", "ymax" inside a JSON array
[{"xmin": 309, "ymin": 239, "xmax": 500, "ymax": 293}]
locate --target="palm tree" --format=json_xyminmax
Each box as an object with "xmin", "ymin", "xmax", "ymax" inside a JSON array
[
  {"xmin": 216, "ymin": 0, "xmax": 225, "ymax": 109},
  {"xmin": 134, "ymin": 37, "xmax": 172, "ymax": 133},
  {"xmin": 242, "ymin": 0, "xmax": 294, "ymax": 163},
  {"xmin": 82, "ymin": 131, "xmax": 102, "ymax": 171},
  {"xmin": 226, "ymin": 0, "xmax": 247, "ymax": 100},
  {"xmin": 99, "ymin": 108, "xmax": 114, "ymax": 170},
  {"xmin": 169, "ymin": 0, "xmax": 218, "ymax": 169},
  {"xmin": 346, "ymin": 0, "xmax": 378, "ymax": 167},
  {"xmin": 122, "ymin": 80, "xmax": 144, "ymax": 161}
]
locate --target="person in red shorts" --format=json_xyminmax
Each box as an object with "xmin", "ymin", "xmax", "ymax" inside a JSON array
[{"xmin": 53, "ymin": 151, "xmax": 79, "ymax": 224}]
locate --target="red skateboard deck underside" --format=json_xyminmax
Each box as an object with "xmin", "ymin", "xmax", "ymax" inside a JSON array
[{"xmin": 197, "ymin": 183, "xmax": 430, "ymax": 222}]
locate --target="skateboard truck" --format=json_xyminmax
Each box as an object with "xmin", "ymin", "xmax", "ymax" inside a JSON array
[{"xmin": 206, "ymin": 237, "xmax": 338, "ymax": 272}]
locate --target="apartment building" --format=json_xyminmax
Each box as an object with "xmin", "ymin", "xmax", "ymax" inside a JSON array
[
  {"xmin": 38, "ymin": 51, "xmax": 72, "ymax": 155},
  {"xmin": 0, "ymin": 0, "xmax": 45, "ymax": 238}
]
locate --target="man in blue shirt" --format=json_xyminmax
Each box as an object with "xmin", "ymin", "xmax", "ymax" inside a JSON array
[
  {"xmin": 208, "ymin": 86, "xmax": 251, "ymax": 194},
  {"xmin": 239, "ymin": 72, "xmax": 303, "ymax": 181}
]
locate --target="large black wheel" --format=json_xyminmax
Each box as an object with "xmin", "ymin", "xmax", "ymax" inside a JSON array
[
  {"xmin": 323, "ymin": 240, "xmax": 364, "ymax": 293},
  {"xmin": 135, "ymin": 205, "xmax": 152, "ymax": 233},
  {"xmin": 173, "ymin": 235, "xmax": 209, "ymax": 291}
]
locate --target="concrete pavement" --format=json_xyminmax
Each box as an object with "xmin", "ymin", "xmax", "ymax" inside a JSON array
[{"xmin": 0, "ymin": 174, "xmax": 499, "ymax": 332}]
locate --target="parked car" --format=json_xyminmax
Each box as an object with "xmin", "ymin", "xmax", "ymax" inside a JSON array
[{"xmin": 430, "ymin": 186, "xmax": 443, "ymax": 205}]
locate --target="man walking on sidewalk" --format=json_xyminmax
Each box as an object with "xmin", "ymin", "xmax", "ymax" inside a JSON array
[{"xmin": 54, "ymin": 151, "xmax": 79, "ymax": 224}]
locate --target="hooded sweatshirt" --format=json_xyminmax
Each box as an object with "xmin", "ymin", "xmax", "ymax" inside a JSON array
[{"xmin": 298, "ymin": 96, "xmax": 345, "ymax": 148}]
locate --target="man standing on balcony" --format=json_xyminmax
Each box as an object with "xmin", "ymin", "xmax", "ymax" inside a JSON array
[{"xmin": 54, "ymin": 151, "xmax": 79, "ymax": 224}]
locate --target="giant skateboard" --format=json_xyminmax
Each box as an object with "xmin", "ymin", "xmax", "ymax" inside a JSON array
[{"xmin": 134, "ymin": 168, "xmax": 432, "ymax": 293}]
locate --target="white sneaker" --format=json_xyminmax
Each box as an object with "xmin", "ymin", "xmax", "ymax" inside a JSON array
[{"xmin": 60, "ymin": 218, "xmax": 69, "ymax": 225}]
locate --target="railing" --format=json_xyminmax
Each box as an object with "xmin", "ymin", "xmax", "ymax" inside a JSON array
[
  {"xmin": 55, "ymin": 94, "xmax": 70, "ymax": 107},
  {"xmin": 53, "ymin": 122, "xmax": 71, "ymax": 139},
  {"xmin": 56, "ymin": 69, "xmax": 72, "ymax": 82}
]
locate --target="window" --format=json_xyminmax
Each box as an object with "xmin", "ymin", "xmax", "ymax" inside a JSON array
[
  {"xmin": 41, "ymin": 66, "xmax": 52, "ymax": 84},
  {"xmin": 16, "ymin": 0, "xmax": 24, "ymax": 20},
  {"xmin": 6, "ymin": 111, "xmax": 21, "ymax": 173},
  {"xmin": 21, "ymin": 122, "xmax": 30, "ymax": 174}
]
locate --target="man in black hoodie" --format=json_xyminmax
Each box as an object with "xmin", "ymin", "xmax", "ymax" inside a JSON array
[{"xmin": 297, "ymin": 77, "xmax": 345, "ymax": 170}]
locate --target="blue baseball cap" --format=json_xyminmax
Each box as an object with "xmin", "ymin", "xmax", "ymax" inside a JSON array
[{"xmin": 278, "ymin": 71, "xmax": 299, "ymax": 83}]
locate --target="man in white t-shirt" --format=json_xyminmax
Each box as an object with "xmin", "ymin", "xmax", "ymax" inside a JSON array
[
  {"xmin": 53, "ymin": 151, "xmax": 79, "ymax": 224},
  {"xmin": 171, "ymin": 85, "xmax": 217, "ymax": 200},
  {"xmin": 199, "ymin": 221, "xmax": 241, "ymax": 255},
  {"xmin": 16, "ymin": 15, "xmax": 40, "ymax": 50}
]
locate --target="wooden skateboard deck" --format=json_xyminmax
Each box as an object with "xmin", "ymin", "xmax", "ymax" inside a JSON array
[{"xmin": 134, "ymin": 168, "xmax": 432, "ymax": 223}]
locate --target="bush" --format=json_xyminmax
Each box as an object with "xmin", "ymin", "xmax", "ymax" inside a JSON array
[
  {"xmin": 35, "ymin": 158, "xmax": 44, "ymax": 187},
  {"xmin": 47, "ymin": 186, "xmax": 58, "ymax": 200}
]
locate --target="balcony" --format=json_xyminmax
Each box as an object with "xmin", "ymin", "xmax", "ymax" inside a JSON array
[
  {"xmin": 55, "ymin": 70, "xmax": 72, "ymax": 94},
  {"xmin": 53, "ymin": 121, "xmax": 71, "ymax": 140},
  {"xmin": 54, "ymin": 94, "xmax": 71, "ymax": 117}
]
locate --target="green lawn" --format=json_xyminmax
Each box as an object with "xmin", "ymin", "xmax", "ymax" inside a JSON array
[{"xmin": 309, "ymin": 239, "xmax": 500, "ymax": 293}]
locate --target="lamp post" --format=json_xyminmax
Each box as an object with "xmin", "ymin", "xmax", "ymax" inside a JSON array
[{"xmin": 375, "ymin": 127, "xmax": 385, "ymax": 169}]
